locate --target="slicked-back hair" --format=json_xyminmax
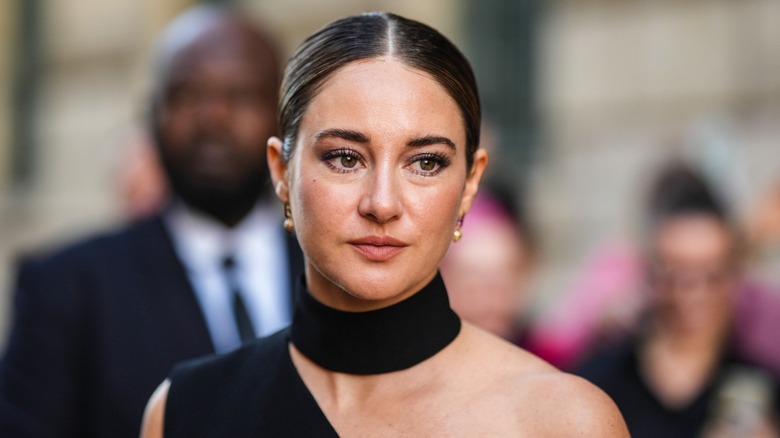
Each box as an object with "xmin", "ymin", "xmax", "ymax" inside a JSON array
[
  {"xmin": 644, "ymin": 162, "xmax": 744, "ymax": 265},
  {"xmin": 278, "ymin": 12, "xmax": 481, "ymax": 170},
  {"xmin": 646, "ymin": 163, "xmax": 730, "ymax": 230}
]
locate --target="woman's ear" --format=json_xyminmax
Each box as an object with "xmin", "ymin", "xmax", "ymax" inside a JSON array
[
  {"xmin": 267, "ymin": 136, "xmax": 290, "ymax": 204},
  {"xmin": 459, "ymin": 148, "xmax": 489, "ymax": 216}
]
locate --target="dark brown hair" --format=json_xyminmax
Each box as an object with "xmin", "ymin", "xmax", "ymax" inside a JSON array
[
  {"xmin": 644, "ymin": 162, "xmax": 744, "ymax": 265},
  {"xmin": 278, "ymin": 12, "xmax": 481, "ymax": 170}
]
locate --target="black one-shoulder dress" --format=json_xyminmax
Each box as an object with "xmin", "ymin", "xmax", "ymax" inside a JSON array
[
  {"xmin": 166, "ymin": 328, "xmax": 338, "ymax": 437},
  {"xmin": 164, "ymin": 272, "xmax": 461, "ymax": 436}
]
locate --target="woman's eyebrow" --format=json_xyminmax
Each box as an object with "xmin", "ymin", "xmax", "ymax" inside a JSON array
[
  {"xmin": 314, "ymin": 129, "xmax": 455, "ymax": 151},
  {"xmin": 407, "ymin": 135, "xmax": 456, "ymax": 150},
  {"xmin": 315, "ymin": 128, "xmax": 369, "ymax": 143}
]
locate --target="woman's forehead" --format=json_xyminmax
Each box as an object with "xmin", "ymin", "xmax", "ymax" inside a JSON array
[{"xmin": 298, "ymin": 58, "xmax": 466, "ymax": 144}]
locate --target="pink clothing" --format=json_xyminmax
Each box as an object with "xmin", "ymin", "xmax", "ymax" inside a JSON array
[
  {"xmin": 527, "ymin": 241, "xmax": 643, "ymax": 370},
  {"xmin": 735, "ymin": 280, "xmax": 780, "ymax": 377}
]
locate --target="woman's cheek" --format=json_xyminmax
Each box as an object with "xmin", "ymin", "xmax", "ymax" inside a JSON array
[{"xmin": 297, "ymin": 176, "xmax": 346, "ymax": 231}]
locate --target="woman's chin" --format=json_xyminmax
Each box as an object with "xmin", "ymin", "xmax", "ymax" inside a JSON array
[{"xmin": 317, "ymin": 267, "xmax": 433, "ymax": 310}]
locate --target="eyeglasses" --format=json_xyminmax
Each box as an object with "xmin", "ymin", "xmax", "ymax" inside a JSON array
[{"xmin": 648, "ymin": 263, "xmax": 736, "ymax": 292}]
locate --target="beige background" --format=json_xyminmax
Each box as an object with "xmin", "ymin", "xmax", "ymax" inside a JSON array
[{"xmin": 1, "ymin": 0, "xmax": 780, "ymax": 344}]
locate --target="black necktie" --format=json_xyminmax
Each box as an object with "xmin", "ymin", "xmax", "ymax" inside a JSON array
[{"xmin": 221, "ymin": 255, "xmax": 256, "ymax": 343}]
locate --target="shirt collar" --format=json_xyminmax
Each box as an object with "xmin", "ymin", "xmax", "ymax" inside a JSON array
[{"xmin": 164, "ymin": 199, "xmax": 283, "ymax": 275}]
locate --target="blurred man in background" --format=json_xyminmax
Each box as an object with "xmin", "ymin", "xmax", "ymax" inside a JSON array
[{"xmin": 0, "ymin": 5, "xmax": 301, "ymax": 437}]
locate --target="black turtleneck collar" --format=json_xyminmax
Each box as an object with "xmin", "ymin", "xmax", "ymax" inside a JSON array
[{"xmin": 290, "ymin": 272, "xmax": 461, "ymax": 375}]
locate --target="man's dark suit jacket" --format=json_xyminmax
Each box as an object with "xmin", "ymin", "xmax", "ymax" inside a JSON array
[{"xmin": 0, "ymin": 214, "xmax": 303, "ymax": 437}]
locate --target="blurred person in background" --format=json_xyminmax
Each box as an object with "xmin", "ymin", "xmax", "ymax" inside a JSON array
[
  {"xmin": 440, "ymin": 182, "xmax": 536, "ymax": 345},
  {"xmin": 0, "ymin": 5, "xmax": 302, "ymax": 437},
  {"xmin": 529, "ymin": 166, "xmax": 780, "ymax": 375},
  {"xmin": 576, "ymin": 163, "xmax": 780, "ymax": 438}
]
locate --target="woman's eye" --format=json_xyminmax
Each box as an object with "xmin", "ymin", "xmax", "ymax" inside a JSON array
[
  {"xmin": 340, "ymin": 155, "xmax": 358, "ymax": 168},
  {"xmin": 410, "ymin": 154, "xmax": 449, "ymax": 176},
  {"xmin": 322, "ymin": 149, "xmax": 363, "ymax": 172},
  {"xmin": 418, "ymin": 158, "xmax": 436, "ymax": 172}
]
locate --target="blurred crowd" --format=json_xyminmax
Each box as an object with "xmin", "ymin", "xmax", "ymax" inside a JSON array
[{"xmin": 2, "ymin": 3, "xmax": 780, "ymax": 438}]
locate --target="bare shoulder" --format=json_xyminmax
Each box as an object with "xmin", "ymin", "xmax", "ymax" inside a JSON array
[
  {"xmin": 141, "ymin": 379, "xmax": 170, "ymax": 438},
  {"xmin": 519, "ymin": 371, "xmax": 629, "ymax": 437},
  {"xmin": 455, "ymin": 322, "xmax": 557, "ymax": 375},
  {"xmin": 455, "ymin": 324, "xmax": 628, "ymax": 436}
]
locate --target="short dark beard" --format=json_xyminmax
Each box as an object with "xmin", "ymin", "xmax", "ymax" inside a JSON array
[
  {"xmin": 162, "ymin": 156, "xmax": 269, "ymax": 227},
  {"xmin": 153, "ymin": 129, "xmax": 273, "ymax": 227}
]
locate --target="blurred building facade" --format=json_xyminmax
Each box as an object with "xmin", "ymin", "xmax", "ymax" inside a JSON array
[{"xmin": 1, "ymin": 0, "xmax": 780, "ymax": 342}]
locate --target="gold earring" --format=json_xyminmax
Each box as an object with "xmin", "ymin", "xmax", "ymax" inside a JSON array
[
  {"xmin": 283, "ymin": 204, "xmax": 294, "ymax": 233},
  {"xmin": 452, "ymin": 216, "xmax": 464, "ymax": 242}
]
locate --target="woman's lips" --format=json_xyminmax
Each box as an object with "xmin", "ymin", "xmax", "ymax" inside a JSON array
[{"xmin": 349, "ymin": 237, "xmax": 408, "ymax": 262}]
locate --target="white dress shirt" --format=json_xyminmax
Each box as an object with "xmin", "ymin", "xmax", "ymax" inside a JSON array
[{"xmin": 164, "ymin": 200, "xmax": 292, "ymax": 353}]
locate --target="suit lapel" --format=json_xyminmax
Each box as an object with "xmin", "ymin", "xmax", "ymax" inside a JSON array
[
  {"xmin": 134, "ymin": 216, "xmax": 216, "ymax": 356},
  {"xmin": 130, "ymin": 214, "xmax": 303, "ymax": 356}
]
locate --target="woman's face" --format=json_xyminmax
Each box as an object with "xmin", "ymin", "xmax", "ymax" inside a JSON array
[
  {"xmin": 269, "ymin": 58, "xmax": 487, "ymax": 311},
  {"xmin": 649, "ymin": 214, "xmax": 738, "ymax": 336}
]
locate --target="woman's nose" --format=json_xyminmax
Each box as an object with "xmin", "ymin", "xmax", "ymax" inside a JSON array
[{"xmin": 357, "ymin": 165, "xmax": 402, "ymax": 224}]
